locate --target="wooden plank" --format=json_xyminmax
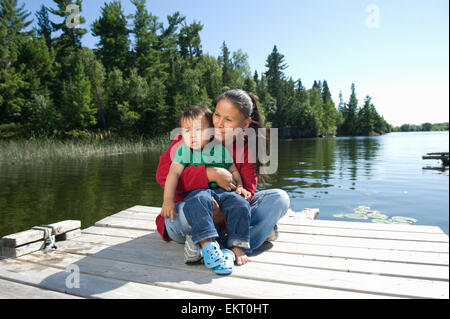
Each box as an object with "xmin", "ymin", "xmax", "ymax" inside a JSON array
[
  {"xmin": 0, "ymin": 258, "xmax": 222, "ymax": 299},
  {"xmin": 47, "ymin": 235, "xmax": 448, "ymax": 298},
  {"xmin": 112, "ymin": 210, "xmax": 158, "ymax": 221},
  {"xmin": 19, "ymin": 249, "xmax": 402, "ymax": 299},
  {"xmin": 250, "ymin": 251, "xmax": 448, "ymax": 281},
  {"xmin": 70, "ymin": 232, "xmax": 449, "ymax": 281},
  {"xmin": 56, "ymin": 229, "xmax": 82, "ymax": 241},
  {"xmin": 276, "ymin": 232, "xmax": 449, "ymax": 253},
  {"xmin": 95, "ymin": 216, "xmax": 156, "ymax": 231},
  {"xmin": 262, "ymin": 241, "xmax": 449, "ymax": 266},
  {"xmin": 48, "ymin": 220, "xmax": 81, "ymax": 236},
  {"xmin": 83, "ymin": 225, "xmax": 449, "ymax": 265},
  {"xmin": 2, "ymin": 240, "xmax": 44, "ymax": 258},
  {"xmin": 2, "ymin": 229, "xmax": 45, "ymax": 248},
  {"xmin": 82, "ymin": 226, "xmax": 152, "ymax": 239},
  {"xmin": 278, "ymin": 217, "xmax": 446, "ymax": 234},
  {"xmin": 278, "ymin": 224, "xmax": 449, "ymax": 242},
  {"xmin": 0, "ymin": 278, "xmax": 83, "ymax": 299},
  {"xmin": 2, "ymin": 220, "xmax": 82, "ymax": 248},
  {"xmin": 127, "ymin": 205, "xmax": 162, "ymax": 214}
]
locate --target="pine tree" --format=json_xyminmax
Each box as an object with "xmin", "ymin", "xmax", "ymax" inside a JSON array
[
  {"xmin": 341, "ymin": 83, "xmax": 359, "ymax": 136},
  {"xmin": 60, "ymin": 56, "xmax": 96, "ymax": 131},
  {"xmin": 321, "ymin": 80, "xmax": 332, "ymax": 103},
  {"xmin": 265, "ymin": 45, "xmax": 287, "ymax": 103},
  {"xmin": 131, "ymin": 0, "xmax": 166, "ymax": 78},
  {"xmin": 0, "ymin": 0, "xmax": 33, "ymax": 127},
  {"xmin": 357, "ymin": 95, "xmax": 374, "ymax": 135},
  {"xmin": 178, "ymin": 20, "xmax": 203, "ymax": 62},
  {"xmin": 220, "ymin": 41, "xmax": 232, "ymax": 89},
  {"xmin": 49, "ymin": 0, "xmax": 87, "ymax": 57},
  {"xmin": 92, "ymin": 0, "xmax": 130, "ymax": 72},
  {"xmin": 35, "ymin": 5, "xmax": 52, "ymax": 47}
]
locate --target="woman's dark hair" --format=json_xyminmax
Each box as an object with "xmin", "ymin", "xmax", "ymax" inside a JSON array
[
  {"xmin": 215, "ymin": 89, "xmax": 269, "ymax": 184},
  {"xmin": 179, "ymin": 105, "xmax": 213, "ymax": 127}
]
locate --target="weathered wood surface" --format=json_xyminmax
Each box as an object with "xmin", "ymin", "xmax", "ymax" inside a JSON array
[
  {"xmin": 0, "ymin": 205, "xmax": 448, "ymax": 299},
  {"xmin": 1, "ymin": 220, "xmax": 81, "ymax": 258},
  {"xmin": 2, "ymin": 220, "xmax": 81, "ymax": 248}
]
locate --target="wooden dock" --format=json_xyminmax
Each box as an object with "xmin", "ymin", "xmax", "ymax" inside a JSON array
[
  {"xmin": 0, "ymin": 205, "xmax": 448, "ymax": 299},
  {"xmin": 422, "ymin": 152, "xmax": 449, "ymax": 166}
]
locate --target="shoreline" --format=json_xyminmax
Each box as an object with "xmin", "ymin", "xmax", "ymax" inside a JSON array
[{"xmin": 0, "ymin": 135, "xmax": 171, "ymax": 165}]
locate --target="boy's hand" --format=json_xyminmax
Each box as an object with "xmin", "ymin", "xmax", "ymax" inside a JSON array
[
  {"xmin": 161, "ymin": 201, "xmax": 178, "ymax": 222},
  {"xmin": 236, "ymin": 186, "xmax": 252, "ymax": 200}
]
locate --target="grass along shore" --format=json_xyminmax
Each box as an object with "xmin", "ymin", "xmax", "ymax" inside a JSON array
[{"xmin": 0, "ymin": 135, "xmax": 171, "ymax": 164}]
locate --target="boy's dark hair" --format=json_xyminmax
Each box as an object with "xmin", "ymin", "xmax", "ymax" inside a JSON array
[{"xmin": 179, "ymin": 105, "xmax": 213, "ymax": 127}]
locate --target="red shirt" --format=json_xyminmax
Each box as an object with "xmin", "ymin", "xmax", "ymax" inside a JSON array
[{"xmin": 155, "ymin": 134, "xmax": 258, "ymax": 241}]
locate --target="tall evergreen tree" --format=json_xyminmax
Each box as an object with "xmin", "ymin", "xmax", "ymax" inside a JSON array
[
  {"xmin": 35, "ymin": 5, "xmax": 52, "ymax": 47},
  {"xmin": 131, "ymin": 0, "xmax": 165, "ymax": 78},
  {"xmin": 92, "ymin": 0, "xmax": 129, "ymax": 72},
  {"xmin": 0, "ymin": 0, "xmax": 33, "ymax": 126},
  {"xmin": 357, "ymin": 95, "xmax": 374, "ymax": 135},
  {"xmin": 49, "ymin": 0, "xmax": 87, "ymax": 56},
  {"xmin": 341, "ymin": 83, "xmax": 359, "ymax": 136},
  {"xmin": 178, "ymin": 20, "xmax": 203, "ymax": 61},
  {"xmin": 265, "ymin": 45, "xmax": 287, "ymax": 103},
  {"xmin": 220, "ymin": 41, "xmax": 232, "ymax": 88}
]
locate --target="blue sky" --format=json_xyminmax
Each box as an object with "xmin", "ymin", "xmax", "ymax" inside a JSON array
[{"xmin": 23, "ymin": 0, "xmax": 449, "ymax": 126}]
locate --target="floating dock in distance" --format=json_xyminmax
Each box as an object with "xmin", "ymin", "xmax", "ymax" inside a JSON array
[
  {"xmin": 0, "ymin": 206, "xmax": 448, "ymax": 299},
  {"xmin": 422, "ymin": 152, "xmax": 449, "ymax": 166}
]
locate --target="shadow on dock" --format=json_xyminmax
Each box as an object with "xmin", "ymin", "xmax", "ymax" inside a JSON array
[{"xmin": 35, "ymin": 230, "xmax": 275, "ymax": 298}]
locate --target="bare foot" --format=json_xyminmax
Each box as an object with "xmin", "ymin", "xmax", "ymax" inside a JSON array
[{"xmin": 231, "ymin": 247, "xmax": 249, "ymax": 265}]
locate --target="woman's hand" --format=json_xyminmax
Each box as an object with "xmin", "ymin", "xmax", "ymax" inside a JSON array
[
  {"xmin": 206, "ymin": 167, "xmax": 237, "ymax": 191},
  {"xmin": 236, "ymin": 186, "xmax": 252, "ymax": 200},
  {"xmin": 161, "ymin": 200, "xmax": 178, "ymax": 222}
]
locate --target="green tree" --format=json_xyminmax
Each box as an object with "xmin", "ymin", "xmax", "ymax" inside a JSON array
[
  {"xmin": 92, "ymin": 0, "xmax": 130, "ymax": 72},
  {"xmin": 131, "ymin": 0, "xmax": 167, "ymax": 79},
  {"xmin": 219, "ymin": 41, "xmax": 232, "ymax": 88},
  {"xmin": 341, "ymin": 83, "xmax": 359, "ymax": 136},
  {"xmin": 265, "ymin": 45, "xmax": 287, "ymax": 103},
  {"xmin": 0, "ymin": 0, "xmax": 33, "ymax": 127},
  {"xmin": 60, "ymin": 55, "xmax": 96, "ymax": 131},
  {"xmin": 178, "ymin": 20, "xmax": 203, "ymax": 62},
  {"xmin": 35, "ymin": 4, "xmax": 52, "ymax": 47},
  {"xmin": 357, "ymin": 95, "xmax": 374, "ymax": 135},
  {"xmin": 49, "ymin": 0, "xmax": 87, "ymax": 57}
]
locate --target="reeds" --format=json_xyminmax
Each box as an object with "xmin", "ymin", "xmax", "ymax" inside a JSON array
[{"xmin": 0, "ymin": 134, "xmax": 171, "ymax": 164}]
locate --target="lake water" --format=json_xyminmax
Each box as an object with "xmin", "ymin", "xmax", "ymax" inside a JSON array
[{"xmin": 0, "ymin": 131, "xmax": 448, "ymax": 242}]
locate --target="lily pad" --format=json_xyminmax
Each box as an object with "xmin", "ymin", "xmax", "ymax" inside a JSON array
[
  {"xmin": 391, "ymin": 216, "xmax": 418, "ymax": 224},
  {"xmin": 353, "ymin": 206, "xmax": 371, "ymax": 214},
  {"xmin": 367, "ymin": 211, "xmax": 389, "ymax": 220},
  {"xmin": 344, "ymin": 213, "xmax": 369, "ymax": 220}
]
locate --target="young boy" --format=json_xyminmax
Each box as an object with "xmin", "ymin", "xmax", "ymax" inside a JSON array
[{"xmin": 160, "ymin": 105, "xmax": 252, "ymax": 272}]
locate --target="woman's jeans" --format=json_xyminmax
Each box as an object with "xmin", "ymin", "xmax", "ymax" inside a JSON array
[{"xmin": 165, "ymin": 188, "xmax": 290, "ymax": 254}]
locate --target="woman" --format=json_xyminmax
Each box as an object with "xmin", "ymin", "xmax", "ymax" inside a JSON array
[{"xmin": 155, "ymin": 89, "xmax": 290, "ymax": 263}]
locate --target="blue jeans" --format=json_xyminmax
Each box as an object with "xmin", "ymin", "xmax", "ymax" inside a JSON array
[
  {"xmin": 181, "ymin": 188, "xmax": 251, "ymax": 248},
  {"xmin": 165, "ymin": 189, "xmax": 290, "ymax": 254}
]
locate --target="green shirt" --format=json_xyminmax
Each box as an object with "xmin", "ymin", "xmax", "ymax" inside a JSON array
[{"xmin": 173, "ymin": 142, "xmax": 234, "ymax": 188}]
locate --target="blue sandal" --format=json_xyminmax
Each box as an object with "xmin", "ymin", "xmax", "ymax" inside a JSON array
[
  {"xmin": 213, "ymin": 249, "xmax": 235, "ymax": 275},
  {"xmin": 202, "ymin": 241, "xmax": 224, "ymax": 268}
]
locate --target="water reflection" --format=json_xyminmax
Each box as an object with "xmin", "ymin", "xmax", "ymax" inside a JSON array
[
  {"xmin": 264, "ymin": 136, "xmax": 381, "ymax": 193},
  {"xmin": 0, "ymin": 153, "xmax": 164, "ymax": 237}
]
